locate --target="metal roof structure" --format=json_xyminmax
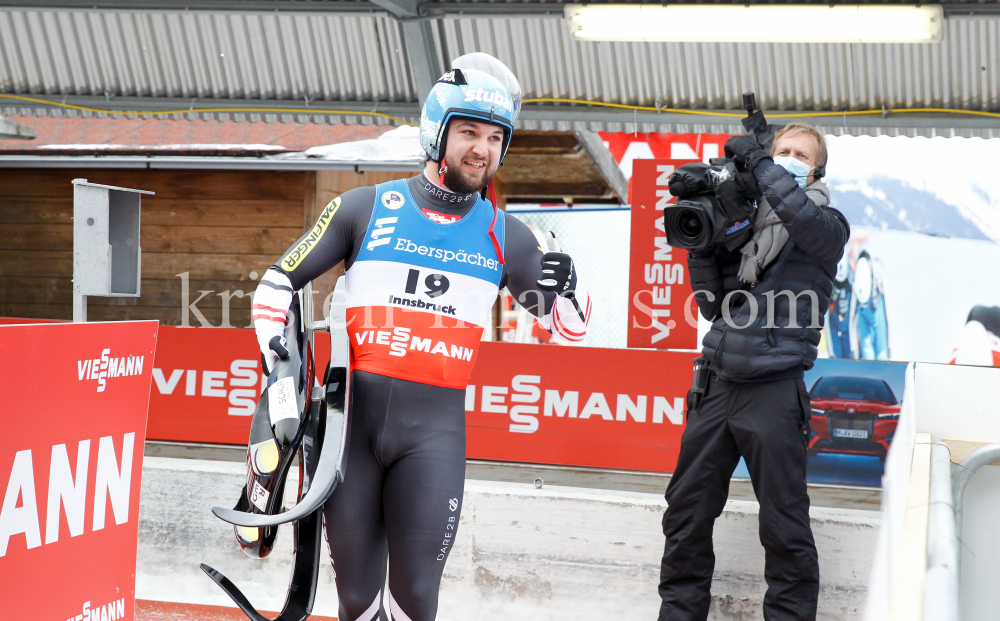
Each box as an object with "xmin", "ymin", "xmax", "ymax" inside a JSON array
[
  {"xmin": 1, "ymin": 0, "xmax": 999, "ymax": 137},
  {"xmin": 0, "ymin": 113, "xmax": 627, "ymax": 203}
]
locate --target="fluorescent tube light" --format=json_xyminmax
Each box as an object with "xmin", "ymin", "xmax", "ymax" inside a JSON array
[{"xmin": 565, "ymin": 4, "xmax": 944, "ymax": 43}]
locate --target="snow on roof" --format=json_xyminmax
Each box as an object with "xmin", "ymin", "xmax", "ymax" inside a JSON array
[
  {"xmin": 0, "ymin": 114, "xmax": 390, "ymax": 154},
  {"xmin": 37, "ymin": 143, "xmax": 287, "ymax": 151},
  {"xmin": 297, "ymin": 125, "xmax": 423, "ymax": 163}
]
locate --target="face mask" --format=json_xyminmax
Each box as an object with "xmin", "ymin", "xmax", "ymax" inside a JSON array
[{"xmin": 773, "ymin": 156, "xmax": 813, "ymax": 189}]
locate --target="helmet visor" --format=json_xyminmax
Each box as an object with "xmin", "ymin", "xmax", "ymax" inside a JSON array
[{"xmin": 452, "ymin": 53, "xmax": 522, "ymax": 125}]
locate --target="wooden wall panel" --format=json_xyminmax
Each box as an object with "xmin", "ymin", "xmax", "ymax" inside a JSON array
[
  {"xmin": 0, "ymin": 166, "xmax": 489, "ymax": 328},
  {"xmin": 0, "ymin": 168, "xmax": 306, "ymax": 326}
]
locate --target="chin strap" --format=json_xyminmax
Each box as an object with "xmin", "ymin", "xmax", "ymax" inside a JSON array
[
  {"xmin": 488, "ymin": 180, "xmax": 498, "ymax": 208},
  {"xmin": 438, "ymin": 162, "xmax": 448, "ymax": 188},
  {"xmin": 486, "ymin": 180, "xmax": 505, "ymax": 265}
]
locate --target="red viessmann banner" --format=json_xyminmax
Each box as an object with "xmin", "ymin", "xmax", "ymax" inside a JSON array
[
  {"xmin": 0, "ymin": 320, "xmax": 158, "ymax": 621},
  {"xmin": 628, "ymin": 158, "xmax": 700, "ymax": 350},
  {"xmin": 466, "ymin": 342, "xmax": 697, "ymax": 472},
  {"xmin": 130, "ymin": 325, "xmax": 698, "ymax": 473},
  {"xmin": 146, "ymin": 325, "xmax": 329, "ymax": 445},
  {"xmin": 0, "ymin": 322, "xmax": 693, "ymax": 473}
]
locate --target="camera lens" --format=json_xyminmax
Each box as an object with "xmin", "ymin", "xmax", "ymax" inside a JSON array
[{"xmin": 678, "ymin": 210, "xmax": 703, "ymax": 238}]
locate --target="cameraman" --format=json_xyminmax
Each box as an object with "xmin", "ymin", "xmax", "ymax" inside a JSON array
[{"xmin": 658, "ymin": 123, "xmax": 849, "ymax": 621}]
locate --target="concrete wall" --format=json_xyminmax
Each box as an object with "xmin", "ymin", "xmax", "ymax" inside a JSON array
[{"xmin": 138, "ymin": 457, "xmax": 878, "ymax": 620}]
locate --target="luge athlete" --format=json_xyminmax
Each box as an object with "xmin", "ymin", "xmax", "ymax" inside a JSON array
[{"xmin": 250, "ymin": 54, "xmax": 591, "ymax": 621}]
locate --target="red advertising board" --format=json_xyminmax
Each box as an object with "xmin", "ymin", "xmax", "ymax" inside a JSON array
[
  {"xmin": 598, "ymin": 131, "xmax": 732, "ymax": 200},
  {"xmin": 0, "ymin": 320, "xmax": 158, "ymax": 621},
  {"xmin": 628, "ymin": 158, "xmax": 700, "ymax": 350},
  {"xmin": 143, "ymin": 325, "xmax": 697, "ymax": 473},
  {"xmin": 147, "ymin": 325, "xmax": 329, "ymax": 445},
  {"xmin": 466, "ymin": 342, "xmax": 697, "ymax": 472},
  {"xmin": 0, "ymin": 320, "xmax": 697, "ymax": 474}
]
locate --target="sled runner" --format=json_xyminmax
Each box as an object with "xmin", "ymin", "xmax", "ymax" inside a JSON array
[{"xmin": 201, "ymin": 285, "xmax": 351, "ymax": 621}]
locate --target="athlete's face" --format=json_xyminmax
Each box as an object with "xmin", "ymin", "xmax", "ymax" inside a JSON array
[{"xmin": 440, "ymin": 120, "xmax": 504, "ymax": 194}]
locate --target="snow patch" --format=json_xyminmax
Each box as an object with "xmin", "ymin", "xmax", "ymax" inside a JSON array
[
  {"xmin": 303, "ymin": 124, "xmax": 424, "ymax": 162},
  {"xmin": 37, "ymin": 143, "xmax": 286, "ymax": 151}
]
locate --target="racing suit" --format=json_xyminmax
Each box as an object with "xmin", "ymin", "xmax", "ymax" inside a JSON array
[{"xmin": 252, "ymin": 173, "xmax": 591, "ymax": 621}]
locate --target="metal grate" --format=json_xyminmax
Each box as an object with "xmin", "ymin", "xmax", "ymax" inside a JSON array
[{"xmin": 506, "ymin": 207, "xmax": 630, "ymax": 349}]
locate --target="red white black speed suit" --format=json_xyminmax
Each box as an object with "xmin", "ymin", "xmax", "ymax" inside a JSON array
[{"xmin": 252, "ymin": 173, "xmax": 591, "ymax": 621}]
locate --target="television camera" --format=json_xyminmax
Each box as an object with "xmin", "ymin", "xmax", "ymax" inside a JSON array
[{"xmin": 663, "ymin": 93, "xmax": 776, "ymax": 252}]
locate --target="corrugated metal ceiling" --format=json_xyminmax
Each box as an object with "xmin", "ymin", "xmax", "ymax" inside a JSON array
[{"xmin": 1, "ymin": 2, "xmax": 999, "ymax": 137}]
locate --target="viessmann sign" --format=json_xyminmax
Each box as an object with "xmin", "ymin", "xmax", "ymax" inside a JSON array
[
  {"xmin": 628, "ymin": 158, "xmax": 700, "ymax": 350},
  {"xmin": 0, "ymin": 320, "xmax": 158, "ymax": 621},
  {"xmin": 466, "ymin": 342, "xmax": 697, "ymax": 472},
  {"xmin": 138, "ymin": 326, "xmax": 697, "ymax": 473}
]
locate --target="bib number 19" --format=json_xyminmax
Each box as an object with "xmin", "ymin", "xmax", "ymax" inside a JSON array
[{"xmin": 405, "ymin": 269, "xmax": 450, "ymax": 299}]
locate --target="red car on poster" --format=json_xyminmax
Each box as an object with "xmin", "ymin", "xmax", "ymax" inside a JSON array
[{"xmin": 807, "ymin": 376, "xmax": 900, "ymax": 459}]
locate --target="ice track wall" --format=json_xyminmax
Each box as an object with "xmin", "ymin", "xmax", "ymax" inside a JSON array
[{"xmin": 137, "ymin": 457, "xmax": 877, "ymax": 621}]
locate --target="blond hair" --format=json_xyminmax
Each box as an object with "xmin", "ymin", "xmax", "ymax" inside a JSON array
[{"xmin": 771, "ymin": 123, "xmax": 828, "ymax": 169}]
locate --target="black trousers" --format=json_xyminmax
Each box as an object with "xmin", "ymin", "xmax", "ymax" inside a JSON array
[
  {"xmin": 658, "ymin": 374, "xmax": 819, "ymax": 621},
  {"xmin": 323, "ymin": 370, "xmax": 466, "ymax": 621}
]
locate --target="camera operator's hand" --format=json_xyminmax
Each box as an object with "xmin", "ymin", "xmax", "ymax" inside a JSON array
[{"xmin": 725, "ymin": 134, "xmax": 772, "ymax": 173}]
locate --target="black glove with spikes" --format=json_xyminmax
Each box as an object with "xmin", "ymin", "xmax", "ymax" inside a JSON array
[{"xmin": 537, "ymin": 252, "xmax": 577, "ymax": 298}]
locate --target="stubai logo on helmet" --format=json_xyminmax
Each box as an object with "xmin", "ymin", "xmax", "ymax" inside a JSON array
[{"xmin": 463, "ymin": 88, "xmax": 513, "ymax": 113}]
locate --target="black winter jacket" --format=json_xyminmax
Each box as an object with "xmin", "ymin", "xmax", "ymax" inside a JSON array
[{"xmin": 689, "ymin": 160, "xmax": 850, "ymax": 381}]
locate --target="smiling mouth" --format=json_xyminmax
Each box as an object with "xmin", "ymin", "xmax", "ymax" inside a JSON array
[{"xmin": 464, "ymin": 160, "xmax": 486, "ymax": 170}]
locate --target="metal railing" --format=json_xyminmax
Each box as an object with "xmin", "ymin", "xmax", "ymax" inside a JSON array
[
  {"xmin": 924, "ymin": 442, "xmax": 960, "ymax": 621},
  {"xmin": 952, "ymin": 442, "xmax": 1000, "ymax": 540},
  {"xmin": 922, "ymin": 440, "xmax": 1000, "ymax": 621}
]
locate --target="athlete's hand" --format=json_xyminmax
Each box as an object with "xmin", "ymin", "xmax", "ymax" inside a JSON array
[
  {"xmin": 537, "ymin": 252, "xmax": 578, "ymax": 298},
  {"xmin": 258, "ymin": 332, "xmax": 290, "ymax": 376}
]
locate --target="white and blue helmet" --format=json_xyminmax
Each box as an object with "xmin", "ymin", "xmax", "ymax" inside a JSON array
[{"xmin": 420, "ymin": 53, "xmax": 522, "ymax": 165}]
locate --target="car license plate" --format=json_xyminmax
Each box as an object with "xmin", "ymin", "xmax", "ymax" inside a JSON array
[{"xmin": 833, "ymin": 428, "xmax": 869, "ymax": 439}]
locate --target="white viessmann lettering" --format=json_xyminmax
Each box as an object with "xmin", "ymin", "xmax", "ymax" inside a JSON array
[
  {"xmin": 643, "ymin": 164, "xmax": 683, "ymax": 344},
  {"xmin": 152, "ymin": 359, "xmax": 262, "ymax": 417},
  {"xmin": 0, "ymin": 433, "xmax": 136, "ymax": 557},
  {"xmin": 77, "ymin": 349, "xmax": 145, "ymax": 392},
  {"xmin": 66, "ymin": 598, "xmax": 128, "ymax": 621},
  {"xmin": 353, "ymin": 327, "xmax": 475, "ymax": 361},
  {"xmin": 466, "ymin": 376, "xmax": 685, "ymax": 434}
]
